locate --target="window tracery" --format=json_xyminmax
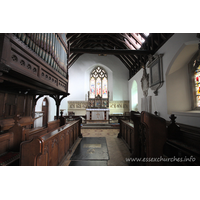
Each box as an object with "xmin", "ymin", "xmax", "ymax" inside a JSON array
[{"xmin": 89, "ymin": 67, "xmax": 108, "ymax": 98}]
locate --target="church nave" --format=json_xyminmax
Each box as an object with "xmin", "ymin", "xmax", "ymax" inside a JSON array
[{"xmin": 60, "ymin": 128, "xmax": 131, "ymax": 166}]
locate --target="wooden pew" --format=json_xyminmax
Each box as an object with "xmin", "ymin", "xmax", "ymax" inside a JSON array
[
  {"xmin": 119, "ymin": 111, "xmax": 167, "ymax": 166},
  {"xmin": 164, "ymin": 114, "xmax": 200, "ymax": 166},
  {"xmin": 0, "ymin": 116, "xmax": 21, "ymax": 165},
  {"xmin": 0, "ymin": 115, "xmax": 41, "ymax": 132},
  {"xmin": 23, "ymin": 119, "xmax": 61, "ymax": 141},
  {"xmin": 0, "ymin": 116, "xmax": 62, "ymax": 165},
  {"xmin": 0, "ymin": 118, "xmax": 14, "ymax": 132},
  {"xmin": 47, "ymin": 119, "xmax": 60, "ymax": 132},
  {"xmin": 22, "ymin": 118, "xmax": 61, "ymax": 141},
  {"xmin": 0, "ymin": 132, "xmax": 14, "ymax": 155},
  {"xmin": 140, "ymin": 111, "xmax": 167, "ymax": 166},
  {"xmin": 118, "ymin": 111, "xmax": 141, "ymax": 165},
  {"xmin": 23, "ymin": 127, "xmax": 48, "ymax": 141},
  {"xmin": 118, "ymin": 111, "xmax": 200, "ymax": 166},
  {"xmin": 20, "ymin": 119, "xmax": 81, "ymax": 166},
  {"xmin": 118, "ymin": 119, "xmax": 134, "ymax": 153},
  {"xmin": 130, "ymin": 111, "xmax": 141, "ymax": 162}
]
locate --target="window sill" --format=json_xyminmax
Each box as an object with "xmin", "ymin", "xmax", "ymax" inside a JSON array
[{"xmin": 173, "ymin": 111, "xmax": 200, "ymax": 117}]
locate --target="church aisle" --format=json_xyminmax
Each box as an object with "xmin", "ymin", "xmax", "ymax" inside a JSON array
[{"xmin": 60, "ymin": 129, "xmax": 131, "ymax": 166}]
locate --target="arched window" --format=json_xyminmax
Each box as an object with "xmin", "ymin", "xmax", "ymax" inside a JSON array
[
  {"xmin": 131, "ymin": 80, "xmax": 138, "ymax": 111},
  {"xmin": 89, "ymin": 66, "xmax": 108, "ymax": 98},
  {"xmin": 193, "ymin": 59, "xmax": 200, "ymax": 108},
  {"xmin": 189, "ymin": 50, "xmax": 200, "ymax": 110}
]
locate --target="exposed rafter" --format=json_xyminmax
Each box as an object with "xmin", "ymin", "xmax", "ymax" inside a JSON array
[
  {"xmin": 70, "ymin": 48, "xmax": 153, "ymax": 55},
  {"xmin": 66, "ymin": 33, "xmax": 174, "ymax": 79}
]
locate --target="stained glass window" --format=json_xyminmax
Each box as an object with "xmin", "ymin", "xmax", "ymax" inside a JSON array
[
  {"xmin": 96, "ymin": 77, "xmax": 101, "ymax": 96},
  {"xmin": 194, "ymin": 64, "xmax": 200, "ymax": 107},
  {"xmin": 89, "ymin": 67, "xmax": 108, "ymax": 98},
  {"xmin": 102, "ymin": 77, "xmax": 108, "ymax": 98},
  {"xmin": 90, "ymin": 77, "xmax": 95, "ymax": 98}
]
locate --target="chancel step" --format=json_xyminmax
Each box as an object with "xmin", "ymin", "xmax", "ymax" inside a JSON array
[{"xmin": 82, "ymin": 123, "xmax": 119, "ymax": 129}]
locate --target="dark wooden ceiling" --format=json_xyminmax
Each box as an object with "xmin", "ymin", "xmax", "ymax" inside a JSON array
[{"xmin": 66, "ymin": 33, "xmax": 173, "ymax": 79}]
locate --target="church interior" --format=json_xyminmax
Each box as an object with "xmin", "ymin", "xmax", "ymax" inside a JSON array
[
  {"xmin": 2, "ymin": 1, "xmax": 200, "ymax": 198},
  {"xmin": 1, "ymin": 32, "xmax": 200, "ymax": 200},
  {"xmin": 1, "ymin": 33, "xmax": 200, "ymax": 167}
]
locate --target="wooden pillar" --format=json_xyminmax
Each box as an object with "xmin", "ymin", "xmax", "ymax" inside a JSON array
[{"xmin": 50, "ymin": 94, "xmax": 69, "ymax": 120}]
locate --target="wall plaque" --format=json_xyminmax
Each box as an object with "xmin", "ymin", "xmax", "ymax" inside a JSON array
[{"xmin": 147, "ymin": 54, "xmax": 164, "ymax": 96}]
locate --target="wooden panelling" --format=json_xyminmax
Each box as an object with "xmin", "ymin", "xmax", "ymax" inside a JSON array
[
  {"xmin": 0, "ymin": 132, "xmax": 13, "ymax": 154},
  {"xmin": 0, "ymin": 34, "xmax": 69, "ymax": 97},
  {"xmin": 119, "ymin": 120, "xmax": 134, "ymax": 153},
  {"xmin": 164, "ymin": 115, "xmax": 200, "ymax": 166},
  {"xmin": 16, "ymin": 94, "xmax": 25, "ymax": 115},
  {"xmin": 0, "ymin": 92, "xmax": 33, "ymax": 120},
  {"xmin": 20, "ymin": 137, "xmax": 43, "ymax": 166},
  {"xmin": 58, "ymin": 132, "xmax": 65, "ymax": 163},
  {"xmin": 119, "ymin": 111, "xmax": 168, "ymax": 166},
  {"xmin": 47, "ymin": 119, "xmax": 60, "ymax": 132},
  {"xmin": 141, "ymin": 111, "xmax": 167, "ymax": 166},
  {"xmin": 65, "ymin": 131, "xmax": 70, "ymax": 154},
  {"xmin": 0, "ymin": 93, "xmax": 5, "ymax": 117},
  {"xmin": 20, "ymin": 120, "xmax": 81, "ymax": 166},
  {"xmin": 27, "ymin": 127, "xmax": 48, "ymax": 140},
  {"xmin": 48, "ymin": 136, "xmax": 59, "ymax": 166}
]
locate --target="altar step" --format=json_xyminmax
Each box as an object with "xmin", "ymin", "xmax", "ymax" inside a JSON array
[{"xmin": 81, "ymin": 123, "xmax": 119, "ymax": 129}]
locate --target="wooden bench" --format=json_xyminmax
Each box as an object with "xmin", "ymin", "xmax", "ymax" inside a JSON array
[
  {"xmin": 164, "ymin": 114, "xmax": 200, "ymax": 166},
  {"xmin": 140, "ymin": 111, "xmax": 167, "ymax": 166},
  {"xmin": 118, "ymin": 111, "xmax": 143, "ymax": 165},
  {"xmin": 0, "ymin": 116, "xmax": 61, "ymax": 165},
  {"xmin": 23, "ymin": 127, "xmax": 48, "ymax": 140},
  {"xmin": 119, "ymin": 111, "xmax": 167, "ymax": 166},
  {"xmin": 0, "ymin": 118, "xmax": 14, "ymax": 132},
  {"xmin": 0, "ymin": 130, "xmax": 20, "ymax": 166},
  {"xmin": 20, "ymin": 119, "xmax": 81, "ymax": 166},
  {"xmin": 119, "ymin": 111, "xmax": 200, "ymax": 166},
  {"xmin": 47, "ymin": 119, "xmax": 60, "ymax": 132},
  {"xmin": 118, "ymin": 119, "xmax": 134, "ymax": 152}
]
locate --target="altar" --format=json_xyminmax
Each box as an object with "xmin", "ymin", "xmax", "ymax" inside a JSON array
[{"xmin": 86, "ymin": 109, "xmax": 110, "ymax": 121}]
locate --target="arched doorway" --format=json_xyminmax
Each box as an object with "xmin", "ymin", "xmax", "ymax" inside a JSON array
[{"xmin": 42, "ymin": 98, "xmax": 49, "ymax": 127}]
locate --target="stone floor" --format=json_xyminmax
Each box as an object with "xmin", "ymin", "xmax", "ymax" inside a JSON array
[{"xmin": 60, "ymin": 128, "xmax": 131, "ymax": 166}]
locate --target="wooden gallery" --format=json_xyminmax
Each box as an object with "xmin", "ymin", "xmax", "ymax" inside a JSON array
[{"xmin": 0, "ymin": 33, "xmax": 200, "ymax": 166}]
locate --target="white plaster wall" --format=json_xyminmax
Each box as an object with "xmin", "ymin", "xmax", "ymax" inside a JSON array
[
  {"xmin": 128, "ymin": 70, "xmax": 143, "ymax": 112},
  {"xmin": 152, "ymin": 34, "xmax": 198, "ymax": 120},
  {"xmin": 128, "ymin": 33, "xmax": 200, "ymax": 127},
  {"xmin": 68, "ymin": 54, "xmax": 129, "ymax": 101},
  {"xmin": 33, "ymin": 34, "xmax": 200, "ymax": 127},
  {"xmin": 60, "ymin": 97, "xmax": 68, "ymax": 115},
  {"xmin": 34, "ymin": 95, "xmax": 68, "ymax": 127},
  {"xmin": 166, "ymin": 65, "xmax": 191, "ymax": 113},
  {"xmin": 131, "ymin": 80, "xmax": 138, "ymax": 111}
]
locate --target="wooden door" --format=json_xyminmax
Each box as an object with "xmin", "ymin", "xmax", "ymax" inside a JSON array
[{"xmin": 42, "ymin": 98, "xmax": 48, "ymax": 127}]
